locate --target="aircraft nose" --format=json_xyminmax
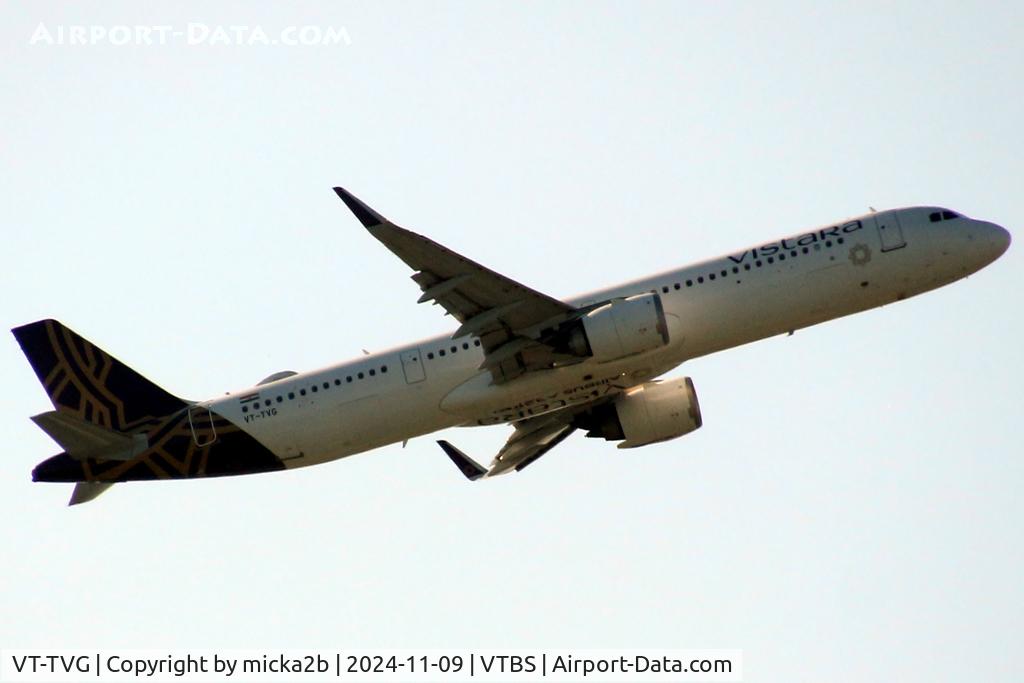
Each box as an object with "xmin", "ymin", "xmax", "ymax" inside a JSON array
[
  {"xmin": 990, "ymin": 223, "xmax": 1012, "ymax": 258},
  {"xmin": 959, "ymin": 220, "xmax": 1010, "ymax": 272},
  {"xmin": 975, "ymin": 220, "xmax": 1011, "ymax": 264}
]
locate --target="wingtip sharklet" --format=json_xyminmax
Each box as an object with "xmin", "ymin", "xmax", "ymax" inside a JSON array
[
  {"xmin": 437, "ymin": 440, "xmax": 488, "ymax": 481},
  {"xmin": 332, "ymin": 187, "xmax": 387, "ymax": 228}
]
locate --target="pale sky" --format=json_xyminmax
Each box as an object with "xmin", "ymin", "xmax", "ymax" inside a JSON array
[{"xmin": 1, "ymin": 2, "xmax": 1021, "ymax": 681}]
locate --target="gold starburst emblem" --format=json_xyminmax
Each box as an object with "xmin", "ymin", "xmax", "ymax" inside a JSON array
[{"xmin": 849, "ymin": 243, "xmax": 872, "ymax": 266}]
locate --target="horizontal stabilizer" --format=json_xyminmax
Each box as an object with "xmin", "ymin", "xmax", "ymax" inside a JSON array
[
  {"xmin": 438, "ymin": 440, "xmax": 487, "ymax": 481},
  {"xmin": 69, "ymin": 482, "xmax": 114, "ymax": 506},
  {"xmin": 31, "ymin": 411, "xmax": 147, "ymax": 461}
]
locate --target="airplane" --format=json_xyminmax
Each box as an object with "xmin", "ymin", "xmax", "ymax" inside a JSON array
[{"xmin": 13, "ymin": 188, "xmax": 1011, "ymax": 505}]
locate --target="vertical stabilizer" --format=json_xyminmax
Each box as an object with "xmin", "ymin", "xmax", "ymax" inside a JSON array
[{"xmin": 11, "ymin": 319, "xmax": 187, "ymax": 432}]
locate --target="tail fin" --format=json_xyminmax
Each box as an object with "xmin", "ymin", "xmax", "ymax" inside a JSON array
[{"xmin": 12, "ymin": 319, "xmax": 187, "ymax": 432}]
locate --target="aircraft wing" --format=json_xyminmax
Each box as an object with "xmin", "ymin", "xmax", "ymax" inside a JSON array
[
  {"xmin": 439, "ymin": 422, "xmax": 576, "ymax": 479},
  {"xmin": 334, "ymin": 187, "xmax": 578, "ymax": 382},
  {"xmin": 435, "ymin": 396, "xmax": 622, "ymax": 479}
]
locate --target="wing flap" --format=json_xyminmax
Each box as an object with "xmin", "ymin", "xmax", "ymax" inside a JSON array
[
  {"xmin": 494, "ymin": 423, "xmax": 576, "ymax": 475},
  {"xmin": 513, "ymin": 425, "xmax": 576, "ymax": 473}
]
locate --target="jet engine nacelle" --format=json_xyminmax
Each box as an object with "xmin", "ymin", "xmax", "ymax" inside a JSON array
[
  {"xmin": 569, "ymin": 293, "xmax": 670, "ymax": 362},
  {"xmin": 576, "ymin": 378, "xmax": 702, "ymax": 448}
]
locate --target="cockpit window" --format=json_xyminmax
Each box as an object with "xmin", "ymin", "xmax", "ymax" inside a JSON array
[{"xmin": 930, "ymin": 210, "xmax": 961, "ymax": 223}]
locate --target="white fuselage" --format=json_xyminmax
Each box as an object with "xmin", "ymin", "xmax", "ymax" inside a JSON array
[{"xmin": 202, "ymin": 207, "xmax": 1008, "ymax": 469}]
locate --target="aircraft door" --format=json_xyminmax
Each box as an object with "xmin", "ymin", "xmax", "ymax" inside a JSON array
[
  {"xmin": 400, "ymin": 348, "xmax": 426, "ymax": 384},
  {"xmin": 874, "ymin": 213, "xmax": 906, "ymax": 252},
  {"xmin": 187, "ymin": 404, "xmax": 218, "ymax": 447}
]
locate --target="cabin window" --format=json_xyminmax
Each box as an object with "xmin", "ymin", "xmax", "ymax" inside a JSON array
[
  {"xmin": 697, "ymin": 276, "xmax": 704, "ymax": 283},
  {"xmin": 439, "ymin": 349, "xmax": 446, "ymax": 357},
  {"xmin": 300, "ymin": 389, "xmax": 306, "ymax": 396},
  {"xmin": 311, "ymin": 385, "xmax": 318, "ymax": 393},
  {"xmin": 929, "ymin": 211, "xmax": 941, "ymax": 222},
  {"xmin": 381, "ymin": 365, "xmax": 388, "ymax": 373},
  {"xmin": 357, "ymin": 372, "xmax": 364, "ymax": 379},
  {"xmin": 709, "ymin": 273, "xmax": 716, "ymax": 280},
  {"xmin": 369, "ymin": 369, "xmax": 376, "ymax": 376},
  {"xmin": 686, "ymin": 279, "xmax": 693, "ymax": 287},
  {"xmin": 474, "ymin": 339, "xmax": 481, "ymax": 347},
  {"xmin": 662, "ymin": 286, "xmax": 669, "ymax": 293},
  {"xmin": 334, "ymin": 379, "xmax": 341, "ymax": 386},
  {"xmin": 276, "ymin": 396, "xmax": 283, "ymax": 403},
  {"xmin": 288, "ymin": 392, "xmax": 295, "ymax": 399}
]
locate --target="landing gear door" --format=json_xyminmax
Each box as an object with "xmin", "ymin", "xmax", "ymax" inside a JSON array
[
  {"xmin": 400, "ymin": 348, "xmax": 426, "ymax": 384},
  {"xmin": 188, "ymin": 404, "xmax": 217, "ymax": 447},
  {"xmin": 874, "ymin": 213, "xmax": 906, "ymax": 252}
]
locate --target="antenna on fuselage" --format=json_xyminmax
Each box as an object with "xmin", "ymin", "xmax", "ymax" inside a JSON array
[{"xmin": 869, "ymin": 206, "xmax": 877, "ymax": 212}]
